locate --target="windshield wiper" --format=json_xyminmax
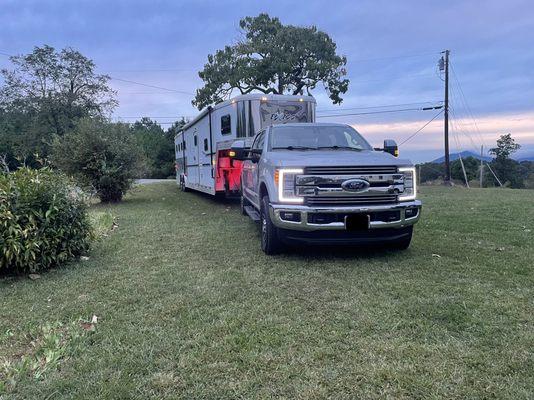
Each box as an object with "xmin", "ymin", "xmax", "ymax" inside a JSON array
[
  {"xmin": 316, "ymin": 145, "xmax": 363, "ymax": 151},
  {"xmin": 272, "ymin": 146, "xmax": 317, "ymax": 150}
]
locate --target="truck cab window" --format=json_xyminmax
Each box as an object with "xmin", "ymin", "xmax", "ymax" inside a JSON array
[{"xmin": 221, "ymin": 115, "xmax": 231, "ymax": 135}]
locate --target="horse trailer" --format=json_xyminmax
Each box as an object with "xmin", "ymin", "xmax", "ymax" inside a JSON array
[{"xmin": 175, "ymin": 94, "xmax": 316, "ymax": 196}]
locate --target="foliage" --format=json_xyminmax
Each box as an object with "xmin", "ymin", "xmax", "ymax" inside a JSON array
[
  {"xmin": 193, "ymin": 13, "xmax": 349, "ymax": 109},
  {"xmin": 486, "ymin": 134, "xmax": 523, "ymax": 188},
  {"xmin": 450, "ymin": 157, "xmax": 480, "ymax": 182},
  {"xmin": 524, "ymin": 171, "xmax": 534, "ymax": 189},
  {"xmin": 130, "ymin": 118, "xmax": 182, "ymax": 179},
  {"xmin": 0, "ymin": 319, "xmax": 95, "ymax": 394},
  {"xmin": 0, "ymin": 167, "xmax": 91, "ymax": 274},
  {"xmin": 0, "ymin": 45, "xmax": 116, "ymax": 167},
  {"xmin": 51, "ymin": 118, "xmax": 146, "ymax": 202},
  {"xmin": 489, "ymin": 133, "xmax": 520, "ymax": 160},
  {"xmin": 418, "ymin": 162, "xmax": 444, "ymax": 183}
]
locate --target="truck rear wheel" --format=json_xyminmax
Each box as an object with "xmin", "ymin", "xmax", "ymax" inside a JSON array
[{"xmin": 260, "ymin": 195, "xmax": 282, "ymax": 255}]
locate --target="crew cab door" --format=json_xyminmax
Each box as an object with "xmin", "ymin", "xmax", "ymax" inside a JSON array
[{"xmin": 243, "ymin": 129, "xmax": 266, "ymax": 207}]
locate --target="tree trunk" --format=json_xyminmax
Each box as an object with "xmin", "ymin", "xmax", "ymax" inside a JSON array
[{"xmin": 278, "ymin": 75, "xmax": 284, "ymax": 94}]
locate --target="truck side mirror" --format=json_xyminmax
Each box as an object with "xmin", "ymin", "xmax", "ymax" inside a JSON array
[
  {"xmin": 230, "ymin": 140, "xmax": 250, "ymax": 161},
  {"xmin": 383, "ymin": 139, "xmax": 399, "ymax": 157}
]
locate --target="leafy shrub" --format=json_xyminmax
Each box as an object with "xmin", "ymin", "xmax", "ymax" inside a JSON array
[
  {"xmin": 52, "ymin": 118, "xmax": 146, "ymax": 202},
  {"xmin": 0, "ymin": 167, "xmax": 91, "ymax": 274},
  {"xmin": 130, "ymin": 118, "xmax": 176, "ymax": 179}
]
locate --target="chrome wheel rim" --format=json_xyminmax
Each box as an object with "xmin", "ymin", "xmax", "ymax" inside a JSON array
[{"xmin": 261, "ymin": 214, "xmax": 267, "ymax": 247}]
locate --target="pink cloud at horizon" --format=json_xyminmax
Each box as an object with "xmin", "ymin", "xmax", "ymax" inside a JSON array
[{"xmin": 351, "ymin": 111, "xmax": 534, "ymax": 151}]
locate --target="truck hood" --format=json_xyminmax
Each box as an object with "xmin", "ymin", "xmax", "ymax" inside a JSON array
[{"xmin": 268, "ymin": 150, "xmax": 413, "ymax": 168}]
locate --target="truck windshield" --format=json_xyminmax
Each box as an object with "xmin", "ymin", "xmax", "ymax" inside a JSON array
[{"xmin": 270, "ymin": 125, "xmax": 372, "ymax": 151}]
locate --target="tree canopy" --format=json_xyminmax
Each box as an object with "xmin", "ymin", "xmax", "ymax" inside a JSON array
[
  {"xmin": 193, "ymin": 14, "xmax": 349, "ymax": 109},
  {"xmin": 489, "ymin": 133, "xmax": 521, "ymax": 160},
  {"xmin": 0, "ymin": 46, "xmax": 116, "ymax": 167}
]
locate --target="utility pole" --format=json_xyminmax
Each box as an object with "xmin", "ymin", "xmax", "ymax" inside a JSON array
[
  {"xmin": 479, "ymin": 145, "xmax": 484, "ymax": 188},
  {"xmin": 441, "ymin": 50, "xmax": 451, "ymax": 185}
]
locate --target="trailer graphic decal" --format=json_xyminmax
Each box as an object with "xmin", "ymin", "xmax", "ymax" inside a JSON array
[{"xmin": 259, "ymin": 101, "xmax": 310, "ymax": 128}]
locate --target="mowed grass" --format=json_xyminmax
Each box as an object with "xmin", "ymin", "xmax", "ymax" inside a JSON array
[{"xmin": 1, "ymin": 183, "xmax": 533, "ymax": 399}]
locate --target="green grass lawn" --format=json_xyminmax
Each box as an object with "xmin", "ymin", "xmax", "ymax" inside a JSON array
[{"xmin": 1, "ymin": 183, "xmax": 533, "ymax": 399}]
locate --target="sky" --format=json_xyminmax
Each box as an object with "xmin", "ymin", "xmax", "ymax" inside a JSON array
[{"xmin": 1, "ymin": 0, "xmax": 533, "ymax": 162}]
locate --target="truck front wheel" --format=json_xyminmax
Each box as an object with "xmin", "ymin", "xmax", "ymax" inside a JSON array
[
  {"xmin": 260, "ymin": 195, "xmax": 282, "ymax": 254},
  {"xmin": 390, "ymin": 226, "xmax": 413, "ymax": 250}
]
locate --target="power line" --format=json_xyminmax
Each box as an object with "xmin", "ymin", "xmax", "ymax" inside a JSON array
[
  {"xmin": 316, "ymin": 101, "xmax": 443, "ymax": 113},
  {"xmin": 115, "ymin": 116, "xmax": 184, "ymax": 119},
  {"xmin": 317, "ymin": 106, "xmax": 442, "ymax": 119},
  {"xmin": 109, "ymin": 77, "xmax": 194, "ymax": 95},
  {"xmin": 349, "ymin": 51, "xmax": 440, "ymax": 63},
  {"xmin": 399, "ymin": 109, "xmax": 444, "ymax": 146},
  {"xmin": 449, "ymin": 62, "xmax": 487, "ymax": 148},
  {"xmin": 0, "ymin": 49, "xmax": 195, "ymax": 95}
]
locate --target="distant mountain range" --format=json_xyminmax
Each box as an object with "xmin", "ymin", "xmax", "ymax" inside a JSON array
[
  {"xmin": 431, "ymin": 151, "xmax": 534, "ymax": 164},
  {"xmin": 516, "ymin": 154, "xmax": 534, "ymax": 162},
  {"xmin": 431, "ymin": 151, "xmax": 492, "ymax": 163}
]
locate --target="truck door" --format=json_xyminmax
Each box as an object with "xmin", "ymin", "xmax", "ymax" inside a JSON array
[{"xmin": 244, "ymin": 129, "xmax": 266, "ymax": 206}]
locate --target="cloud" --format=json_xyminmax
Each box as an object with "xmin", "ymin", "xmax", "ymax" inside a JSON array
[{"xmin": 352, "ymin": 111, "xmax": 534, "ymax": 151}]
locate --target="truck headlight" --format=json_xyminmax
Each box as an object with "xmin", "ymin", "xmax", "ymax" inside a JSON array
[
  {"xmin": 275, "ymin": 168, "xmax": 304, "ymax": 203},
  {"xmin": 398, "ymin": 166, "xmax": 417, "ymax": 201}
]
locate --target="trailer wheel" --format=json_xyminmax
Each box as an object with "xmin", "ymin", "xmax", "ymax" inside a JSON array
[
  {"xmin": 260, "ymin": 195, "xmax": 282, "ymax": 255},
  {"xmin": 180, "ymin": 177, "xmax": 189, "ymax": 192}
]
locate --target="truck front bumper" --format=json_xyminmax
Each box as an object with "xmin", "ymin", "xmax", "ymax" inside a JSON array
[{"xmin": 269, "ymin": 200, "xmax": 421, "ymax": 232}]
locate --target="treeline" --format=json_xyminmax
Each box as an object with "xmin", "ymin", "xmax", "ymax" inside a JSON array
[
  {"xmin": 418, "ymin": 138, "xmax": 534, "ymax": 189},
  {"xmin": 0, "ymin": 45, "xmax": 181, "ymax": 187}
]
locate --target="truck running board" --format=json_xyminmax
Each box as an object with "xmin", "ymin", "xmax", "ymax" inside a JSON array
[{"xmin": 244, "ymin": 206, "xmax": 261, "ymax": 222}]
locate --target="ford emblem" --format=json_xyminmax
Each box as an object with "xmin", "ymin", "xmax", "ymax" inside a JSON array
[{"xmin": 341, "ymin": 178, "xmax": 370, "ymax": 193}]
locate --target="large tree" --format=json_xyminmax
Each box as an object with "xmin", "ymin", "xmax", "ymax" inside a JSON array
[
  {"xmin": 130, "ymin": 118, "xmax": 179, "ymax": 179},
  {"xmin": 193, "ymin": 14, "xmax": 349, "ymax": 109},
  {"xmin": 489, "ymin": 133, "xmax": 523, "ymax": 188},
  {"xmin": 0, "ymin": 45, "xmax": 116, "ymax": 165}
]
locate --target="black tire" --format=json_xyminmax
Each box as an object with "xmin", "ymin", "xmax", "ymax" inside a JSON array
[
  {"xmin": 390, "ymin": 226, "xmax": 413, "ymax": 250},
  {"xmin": 179, "ymin": 177, "xmax": 189, "ymax": 192},
  {"xmin": 260, "ymin": 195, "xmax": 282, "ymax": 255}
]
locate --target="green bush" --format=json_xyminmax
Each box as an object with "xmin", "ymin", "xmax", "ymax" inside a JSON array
[
  {"xmin": 52, "ymin": 118, "xmax": 146, "ymax": 202},
  {"xmin": 0, "ymin": 167, "xmax": 91, "ymax": 274}
]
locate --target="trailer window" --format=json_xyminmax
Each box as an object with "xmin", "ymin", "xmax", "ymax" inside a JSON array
[
  {"xmin": 204, "ymin": 138, "xmax": 208, "ymax": 152},
  {"xmin": 237, "ymin": 101, "xmax": 246, "ymax": 138},
  {"xmin": 221, "ymin": 115, "xmax": 231, "ymax": 135},
  {"xmin": 248, "ymin": 100, "xmax": 255, "ymax": 137}
]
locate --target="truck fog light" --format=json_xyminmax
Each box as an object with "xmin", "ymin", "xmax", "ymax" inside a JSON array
[
  {"xmin": 405, "ymin": 208, "xmax": 418, "ymax": 218},
  {"xmin": 280, "ymin": 211, "xmax": 301, "ymax": 222}
]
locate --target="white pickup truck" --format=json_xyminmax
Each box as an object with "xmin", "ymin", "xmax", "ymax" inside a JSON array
[{"xmin": 231, "ymin": 123, "xmax": 421, "ymax": 254}]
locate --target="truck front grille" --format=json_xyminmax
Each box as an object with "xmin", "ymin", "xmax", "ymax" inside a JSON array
[
  {"xmin": 305, "ymin": 194, "xmax": 397, "ymax": 206},
  {"xmin": 304, "ymin": 165, "xmax": 397, "ymax": 175}
]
